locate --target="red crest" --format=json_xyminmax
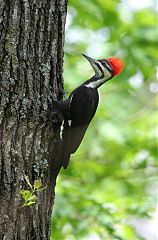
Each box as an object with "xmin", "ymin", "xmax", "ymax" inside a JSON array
[{"xmin": 106, "ymin": 57, "xmax": 124, "ymax": 76}]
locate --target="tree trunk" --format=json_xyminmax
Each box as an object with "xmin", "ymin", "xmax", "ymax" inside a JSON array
[{"xmin": 0, "ymin": 0, "xmax": 67, "ymax": 239}]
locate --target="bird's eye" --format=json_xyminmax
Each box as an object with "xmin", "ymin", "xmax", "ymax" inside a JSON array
[
  {"xmin": 100, "ymin": 60, "xmax": 107, "ymax": 67},
  {"xmin": 99, "ymin": 60, "xmax": 113, "ymax": 73}
]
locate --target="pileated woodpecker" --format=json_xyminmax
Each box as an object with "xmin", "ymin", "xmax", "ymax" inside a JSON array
[{"xmin": 54, "ymin": 54, "xmax": 124, "ymax": 169}]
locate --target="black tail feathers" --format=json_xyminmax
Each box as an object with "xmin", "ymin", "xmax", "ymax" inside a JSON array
[{"xmin": 62, "ymin": 153, "xmax": 71, "ymax": 169}]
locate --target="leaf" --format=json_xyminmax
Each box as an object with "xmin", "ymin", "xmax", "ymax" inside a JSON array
[
  {"xmin": 22, "ymin": 201, "xmax": 36, "ymax": 207},
  {"xmin": 34, "ymin": 179, "xmax": 42, "ymax": 190},
  {"xmin": 24, "ymin": 175, "xmax": 33, "ymax": 189},
  {"xmin": 20, "ymin": 190, "xmax": 32, "ymax": 201},
  {"xmin": 27, "ymin": 194, "xmax": 37, "ymax": 202},
  {"xmin": 22, "ymin": 194, "xmax": 37, "ymax": 207}
]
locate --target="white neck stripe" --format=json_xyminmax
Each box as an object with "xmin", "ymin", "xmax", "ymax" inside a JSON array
[{"xmin": 85, "ymin": 77, "xmax": 106, "ymax": 88}]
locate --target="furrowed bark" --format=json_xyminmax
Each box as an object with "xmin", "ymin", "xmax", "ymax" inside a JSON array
[{"xmin": 0, "ymin": 0, "xmax": 67, "ymax": 239}]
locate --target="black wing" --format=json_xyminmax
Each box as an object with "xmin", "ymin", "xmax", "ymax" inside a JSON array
[
  {"xmin": 62, "ymin": 86, "xmax": 99, "ymax": 168},
  {"xmin": 61, "ymin": 124, "xmax": 89, "ymax": 169}
]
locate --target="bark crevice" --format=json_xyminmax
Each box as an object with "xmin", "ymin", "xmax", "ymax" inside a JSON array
[{"xmin": 0, "ymin": 0, "xmax": 67, "ymax": 239}]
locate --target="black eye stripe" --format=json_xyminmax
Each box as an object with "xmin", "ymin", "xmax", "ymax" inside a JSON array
[
  {"xmin": 95, "ymin": 62, "xmax": 104, "ymax": 78},
  {"xmin": 99, "ymin": 60, "xmax": 113, "ymax": 74}
]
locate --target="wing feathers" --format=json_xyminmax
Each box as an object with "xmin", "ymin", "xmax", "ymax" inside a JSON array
[
  {"xmin": 62, "ymin": 124, "xmax": 89, "ymax": 168},
  {"xmin": 61, "ymin": 86, "xmax": 99, "ymax": 168}
]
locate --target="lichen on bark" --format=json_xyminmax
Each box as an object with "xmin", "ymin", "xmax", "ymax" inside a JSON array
[{"xmin": 0, "ymin": 0, "xmax": 67, "ymax": 239}]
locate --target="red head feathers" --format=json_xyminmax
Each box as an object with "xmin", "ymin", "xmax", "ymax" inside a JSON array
[{"xmin": 106, "ymin": 57, "xmax": 124, "ymax": 77}]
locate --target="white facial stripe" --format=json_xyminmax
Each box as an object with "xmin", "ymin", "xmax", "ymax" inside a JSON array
[
  {"xmin": 85, "ymin": 60, "xmax": 112, "ymax": 88},
  {"xmin": 85, "ymin": 77, "xmax": 106, "ymax": 88},
  {"xmin": 102, "ymin": 67, "xmax": 112, "ymax": 79},
  {"xmin": 85, "ymin": 65, "xmax": 112, "ymax": 88},
  {"xmin": 92, "ymin": 62, "xmax": 103, "ymax": 76},
  {"xmin": 104, "ymin": 61, "xmax": 111, "ymax": 69},
  {"xmin": 93, "ymin": 61, "xmax": 112, "ymax": 78}
]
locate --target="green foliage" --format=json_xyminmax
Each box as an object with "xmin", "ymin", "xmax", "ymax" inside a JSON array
[
  {"xmin": 20, "ymin": 175, "xmax": 46, "ymax": 207},
  {"xmin": 51, "ymin": 0, "xmax": 157, "ymax": 239}
]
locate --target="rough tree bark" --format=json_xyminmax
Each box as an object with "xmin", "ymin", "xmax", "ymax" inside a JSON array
[{"xmin": 0, "ymin": 0, "xmax": 67, "ymax": 239}]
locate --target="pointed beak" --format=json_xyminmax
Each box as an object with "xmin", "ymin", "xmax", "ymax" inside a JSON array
[
  {"xmin": 82, "ymin": 54, "xmax": 99, "ymax": 75},
  {"xmin": 82, "ymin": 54, "xmax": 97, "ymax": 64}
]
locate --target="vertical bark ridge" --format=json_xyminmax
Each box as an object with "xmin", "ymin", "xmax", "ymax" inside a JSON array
[{"xmin": 0, "ymin": 0, "xmax": 67, "ymax": 239}]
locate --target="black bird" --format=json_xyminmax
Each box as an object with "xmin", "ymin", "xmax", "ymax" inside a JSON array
[{"xmin": 54, "ymin": 54, "xmax": 124, "ymax": 168}]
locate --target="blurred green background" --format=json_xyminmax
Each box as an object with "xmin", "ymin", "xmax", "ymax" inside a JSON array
[{"xmin": 51, "ymin": 0, "xmax": 158, "ymax": 239}]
